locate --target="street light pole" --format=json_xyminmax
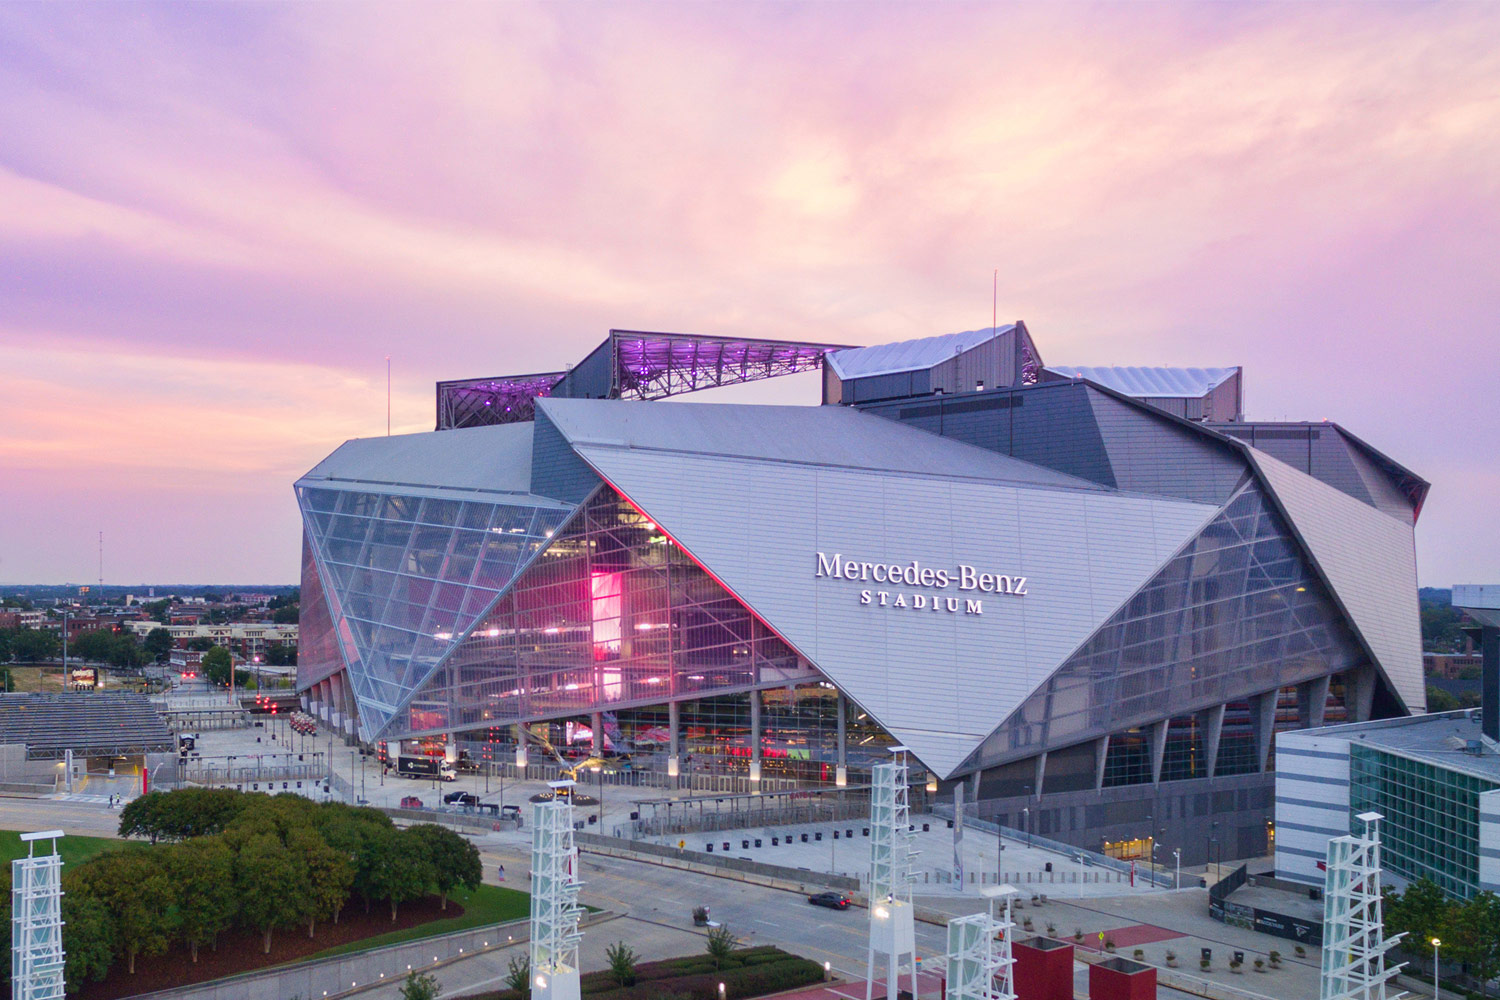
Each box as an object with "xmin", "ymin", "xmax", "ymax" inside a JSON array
[
  {"xmin": 1173, "ymin": 848, "xmax": 1181, "ymax": 890},
  {"xmin": 1432, "ymin": 938, "xmax": 1441, "ymax": 999}
]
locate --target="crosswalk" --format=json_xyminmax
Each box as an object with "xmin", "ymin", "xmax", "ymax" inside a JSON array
[{"xmin": 48, "ymin": 793, "xmax": 116, "ymax": 805}]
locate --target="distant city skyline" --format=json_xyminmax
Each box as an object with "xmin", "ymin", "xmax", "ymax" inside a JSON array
[{"xmin": 1, "ymin": 3, "xmax": 1495, "ymax": 585}]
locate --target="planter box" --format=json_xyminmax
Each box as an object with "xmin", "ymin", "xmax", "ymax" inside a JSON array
[
  {"xmin": 1088, "ymin": 956, "xmax": 1156, "ymax": 1000},
  {"xmin": 1013, "ymin": 936, "xmax": 1072, "ymax": 1000}
]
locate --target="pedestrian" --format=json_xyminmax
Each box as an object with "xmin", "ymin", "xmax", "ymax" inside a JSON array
[{"xmin": 498, "ymin": 864, "xmax": 506, "ymax": 882}]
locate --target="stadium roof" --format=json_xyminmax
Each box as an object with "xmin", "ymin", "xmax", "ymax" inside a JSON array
[
  {"xmin": 0, "ymin": 692, "xmax": 176, "ymax": 760},
  {"xmin": 1045, "ymin": 366, "xmax": 1239, "ymax": 398},
  {"xmin": 825, "ymin": 327, "xmax": 1015, "ymax": 380}
]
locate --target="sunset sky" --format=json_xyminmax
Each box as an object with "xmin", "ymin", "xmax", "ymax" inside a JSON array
[{"xmin": 1, "ymin": 2, "xmax": 1495, "ymax": 586}]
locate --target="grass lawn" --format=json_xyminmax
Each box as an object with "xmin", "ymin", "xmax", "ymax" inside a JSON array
[
  {"xmin": 302, "ymin": 883, "xmax": 531, "ymax": 960},
  {"xmin": 0, "ymin": 829, "xmax": 129, "ymax": 869}
]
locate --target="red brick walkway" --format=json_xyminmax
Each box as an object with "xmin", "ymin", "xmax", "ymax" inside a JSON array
[{"xmin": 1074, "ymin": 924, "xmax": 1184, "ymax": 952}]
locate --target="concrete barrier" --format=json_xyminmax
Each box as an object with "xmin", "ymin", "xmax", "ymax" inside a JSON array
[
  {"xmin": 574, "ymin": 832, "xmax": 861, "ymax": 894},
  {"xmin": 121, "ymin": 911, "xmax": 620, "ymax": 1000}
]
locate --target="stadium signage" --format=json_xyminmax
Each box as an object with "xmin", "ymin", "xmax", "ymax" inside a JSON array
[{"xmin": 814, "ymin": 552, "xmax": 1027, "ymax": 616}]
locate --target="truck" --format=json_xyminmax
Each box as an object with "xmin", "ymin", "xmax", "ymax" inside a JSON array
[{"xmin": 395, "ymin": 756, "xmax": 457, "ymax": 782}]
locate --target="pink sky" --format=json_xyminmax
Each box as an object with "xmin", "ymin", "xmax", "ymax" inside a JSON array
[{"xmin": 0, "ymin": 2, "xmax": 1495, "ymax": 586}]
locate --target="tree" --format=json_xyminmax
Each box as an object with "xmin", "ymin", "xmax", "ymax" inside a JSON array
[
  {"xmin": 143, "ymin": 627, "xmax": 174, "ymax": 664},
  {"xmin": 1441, "ymin": 891, "xmax": 1500, "ymax": 998},
  {"xmin": 1386, "ymin": 879, "xmax": 1451, "ymax": 955},
  {"xmin": 504, "ymin": 955, "xmax": 531, "ymax": 997},
  {"xmin": 73, "ymin": 850, "xmax": 177, "ymax": 974},
  {"xmin": 706, "ymin": 924, "xmax": 738, "ymax": 969},
  {"xmin": 234, "ymin": 832, "xmax": 307, "ymax": 953},
  {"xmin": 11, "ymin": 627, "xmax": 59, "ymax": 662},
  {"xmin": 607, "ymin": 940, "xmax": 639, "ymax": 986},
  {"xmin": 289, "ymin": 827, "xmax": 353, "ymax": 938},
  {"xmin": 1427, "ymin": 686, "xmax": 1461, "ymax": 712},
  {"xmin": 142, "ymin": 599, "xmax": 172, "ymax": 624},
  {"xmin": 186, "ymin": 636, "xmax": 215, "ymax": 652},
  {"xmin": 61, "ymin": 876, "xmax": 115, "ymax": 992},
  {"xmin": 407, "ymin": 824, "xmax": 482, "ymax": 910},
  {"xmin": 316, "ymin": 808, "xmax": 395, "ymax": 919},
  {"xmin": 366, "ymin": 827, "xmax": 435, "ymax": 922},
  {"xmin": 71, "ymin": 629, "xmax": 115, "ymax": 663},
  {"xmin": 272, "ymin": 604, "xmax": 299, "ymax": 624},
  {"xmin": 400, "ymin": 970, "xmax": 442, "ymax": 1000},
  {"xmin": 201, "ymin": 645, "xmax": 233, "ymax": 686},
  {"xmin": 165, "ymin": 837, "xmax": 237, "ymax": 962},
  {"xmin": 120, "ymin": 788, "xmax": 249, "ymax": 842}
]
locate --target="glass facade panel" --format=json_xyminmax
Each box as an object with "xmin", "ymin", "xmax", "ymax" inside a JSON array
[
  {"xmin": 297, "ymin": 485, "xmax": 570, "ymax": 736},
  {"xmin": 404, "ymin": 486, "xmax": 819, "ymax": 738},
  {"xmin": 970, "ymin": 479, "xmax": 1367, "ymax": 769},
  {"xmin": 296, "ymin": 532, "xmax": 345, "ymax": 689},
  {"xmin": 1350, "ymin": 745, "xmax": 1499, "ymax": 899}
]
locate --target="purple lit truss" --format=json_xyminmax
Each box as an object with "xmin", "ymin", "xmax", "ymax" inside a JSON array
[
  {"xmin": 437, "ymin": 331, "xmax": 858, "ymax": 428},
  {"xmin": 610, "ymin": 330, "xmax": 853, "ymax": 401}
]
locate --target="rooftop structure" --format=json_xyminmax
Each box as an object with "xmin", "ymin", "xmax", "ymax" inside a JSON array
[{"xmin": 437, "ymin": 330, "xmax": 854, "ymax": 429}]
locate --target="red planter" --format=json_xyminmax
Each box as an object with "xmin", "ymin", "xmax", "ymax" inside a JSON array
[
  {"xmin": 1088, "ymin": 957, "xmax": 1156, "ymax": 1000},
  {"xmin": 1012, "ymin": 936, "xmax": 1073, "ymax": 1000}
]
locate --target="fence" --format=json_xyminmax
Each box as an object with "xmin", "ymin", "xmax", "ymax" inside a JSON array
[
  {"xmin": 626, "ymin": 788, "xmax": 871, "ymax": 839},
  {"xmin": 918, "ymin": 868, "xmax": 1154, "ymax": 889},
  {"xmin": 574, "ymin": 831, "xmax": 862, "ymax": 893},
  {"xmin": 929, "ymin": 804, "xmax": 1182, "ymax": 889}
]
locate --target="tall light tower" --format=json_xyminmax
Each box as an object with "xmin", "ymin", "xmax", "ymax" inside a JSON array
[
  {"xmin": 945, "ymin": 885, "xmax": 1017, "ymax": 1000},
  {"xmin": 1320, "ymin": 811, "xmax": 1404, "ymax": 1000},
  {"xmin": 531, "ymin": 781, "xmax": 584, "ymax": 1000},
  {"xmin": 867, "ymin": 747, "xmax": 919, "ymax": 1000},
  {"xmin": 11, "ymin": 829, "xmax": 66, "ymax": 1000}
]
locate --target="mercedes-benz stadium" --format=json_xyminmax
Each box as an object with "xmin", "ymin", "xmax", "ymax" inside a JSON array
[{"xmin": 295, "ymin": 324, "xmax": 1427, "ymax": 862}]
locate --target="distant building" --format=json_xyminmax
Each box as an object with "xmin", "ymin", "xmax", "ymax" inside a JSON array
[
  {"xmin": 125, "ymin": 621, "xmax": 297, "ymax": 659},
  {"xmin": 1425, "ymin": 652, "xmax": 1483, "ymax": 678}
]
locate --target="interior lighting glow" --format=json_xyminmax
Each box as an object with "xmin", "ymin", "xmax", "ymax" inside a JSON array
[
  {"xmin": 565, "ymin": 683, "xmax": 579, "ymax": 691},
  {"xmin": 873, "ymin": 906, "xmax": 889, "ymax": 919},
  {"xmin": 486, "ymin": 628, "xmax": 501, "ymax": 637},
  {"xmin": 544, "ymin": 627, "xmax": 560, "ymax": 634},
  {"xmin": 645, "ymin": 677, "xmax": 661, "ymax": 685},
  {"xmin": 634, "ymin": 622, "xmax": 656, "ymax": 631},
  {"xmin": 688, "ymin": 674, "xmax": 705, "ymax": 681}
]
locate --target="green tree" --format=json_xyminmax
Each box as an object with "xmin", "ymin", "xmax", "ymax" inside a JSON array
[
  {"xmin": 407, "ymin": 824, "xmax": 482, "ymax": 910},
  {"xmin": 400, "ymin": 970, "xmax": 442, "ymax": 1000},
  {"xmin": 201, "ymin": 645, "xmax": 233, "ymax": 686},
  {"xmin": 504, "ymin": 955, "xmax": 531, "ymax": 997},
  {"xmin": 143, "ymin": 627, "xmax": 174, "ymax": 664},
  {"xmin": 1440, "ymin": 891, "xmax": 1500, "ymax": 997},
  {"xmin": 606, "ymin": 940, "xmax": 639, "ymax": 986},
  {"xmin": 366, "ymin": 827, "xmax": 435, "ymax": 921},
  {"xmin": 289, "ymin": 827, "xmax": 353, "ymax": 937},
  {"xmin": 120, "ymin": 787, "xmax": 250, "ymax": 842},
  {"xmin": 706, "ymin": 924, "xmax": 738, "ymax": 969},
  {"xmin": 11, "ymin": 627, "xmax": 59, "ymax": 662},
  {"xmin": 165, "ymin": 837, "xmax": 237, "ymax": 962},
  {"xmin": 186, "ymin": 636, "xmax": 215, "ymax": 652},
  {"xmin": 1427, "ymin": 685, "xmax": 1461, "ymax": 712},
  {"xmin": 234, "ymin": 832, "xmax": 308, "ymax": 953},
  {"xmin": 316, "ymin": 808, "xmax": 394, "ymax": 919},
  {"xmin": 74, "ymin": 850, "xmax": 177, "ymax": 974},
  {"xmin": 61, "ymin": 876, "xmax": 116, "ymax": 992},
  {"xmin": 272, "ymin": 604, "xmax": 300, "ymax": 624},
  {"xmin": 72, "ymin": 629, "xmax": 115, "ymax": 663},
  {"xmin": 1386, "ymin": 879, "xmax": 1452, "ymax": 952},
  {"xmin": 142, "ymin": 599, "xmax": 172, "ymax": 624}
]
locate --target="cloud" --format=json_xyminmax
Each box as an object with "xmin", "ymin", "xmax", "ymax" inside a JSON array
[{"xmin": 0, "ymin": 1, "xmax": 1495, "ymax": 582}]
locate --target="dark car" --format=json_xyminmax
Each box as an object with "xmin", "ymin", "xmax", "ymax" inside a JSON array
[
  {"xmin": 808, "ymin": 892, "xmax": 851, "ymax": 910},
  {"xmin": 443, "ymin": 791, "xmax": 480, "ymax": 807}
]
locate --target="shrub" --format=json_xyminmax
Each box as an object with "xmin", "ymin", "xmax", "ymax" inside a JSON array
[
  {"xmin": 401, "ymin": 971, "xmax": 441, "ymax": 1000},
  {"xmin": 1253, "ymin": 958, "xmax": 1264, "ymax": 972},
  {"xmin": 1230, "ymin": 959, "xmax": 1242, "ymax": 974},
  {"xmin": 505, "ymin": 954, "xmax": 531, "ymax": 998},
  {"xmin": 1072, "ymin": 928, "xmax": 1083, "ymax": 941},
  {"xmin": 1268, "ymin": 950, "xmax": 1281, "ymax": 967},
  {"xmin": 1045, "ymin": 922, "xmax": 1056, "ymax": 936},
  {"xmin": 706, "ymin": 925, "xmax": 738, "ymax": 970},
  {"xmin": 1294, "ymin": 945, "xmax": 1306, "ymax": 958},
  {"xmin": 608, "ymin": 941, "xmax": 640, "ymax": 987},
  {"xmin": 1200, "ymin": 958, "xmax": 1211, "ymax": 970},
  {"xmin": 1103, "ymin": 938, "xmax": 1116, "ymax": 952},
  {"xmin": 1132, "ymin": 949, "xmax": 1144, "ymax": 961}
]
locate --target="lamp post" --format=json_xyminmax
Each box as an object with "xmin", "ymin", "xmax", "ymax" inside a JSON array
[
  {"xmin": 1022, "ymin": 806, "xmax": 1031, "ymax": 848},
  {"xmin": 1431, "ymin": 937, "xmax": 1441, "ymax": 999},
  {"xmin": 1173, "ymin": 848, "xmax": 1181, "ymax": 890}
]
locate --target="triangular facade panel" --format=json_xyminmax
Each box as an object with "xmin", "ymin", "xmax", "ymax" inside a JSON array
[
  {"xmin": 962, "ymin": 478, "xmax": 1369, "ymax": 772},
  {"xmin": 1249, "ymin": 449, "xmax": 1425, "ymax": 712},
  {"xmin": 569, "ymin": 443, "xmax": 1217, "ymax": 777},
  {"xmin": 399, "ymin": 486, "xmax": 821, "ymax": 738}
]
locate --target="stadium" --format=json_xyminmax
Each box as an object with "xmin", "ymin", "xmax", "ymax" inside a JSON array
[{"xmin": 295, "ymin": 324, "xmax": 1426, "ymax": 862}]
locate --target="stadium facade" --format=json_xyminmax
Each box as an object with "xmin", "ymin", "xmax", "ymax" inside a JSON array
[{"xmin": 296, "ymin": 325, "xmax": 1427, "ymax": 862}]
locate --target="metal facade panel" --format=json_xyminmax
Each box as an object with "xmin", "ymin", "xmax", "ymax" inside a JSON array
[
  {"xmin": 301, "ymin": 423, "xmax": 537, "ymax": 496},
  {"xmin": 1085, "ymin": 390, "xmax": 1244, "ymax": 504},
  {"xmin": 826, "ymin": 327, "xmax": 1012, "ymax": 380},
  {"xmin": 570, "ymin": 444, "xmax": 1215, "ymax": 777},
  {"xmin": 1274, "ymin": 730, "xmax": 1353, "ymax": 886},
  {"xmin": 531, "ymin": 410, "xmax": 601, "ymax": 503},
  {"xmin": 1043, "ymin": 366, "xmax": 1239, "ymax": 398},
  {"xmin": 538, "ymin": 396, "xmax": 1102, "ymax": 491},
  {"xmin": 1251, "ymin": 448, "xmax": 1424, "ymax": 712}
]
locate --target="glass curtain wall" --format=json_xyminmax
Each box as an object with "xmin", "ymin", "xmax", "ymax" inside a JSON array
[
  {"xmin": 1350, "ymin": 745, "xmax": 1498, "ymax": 899},
  {"xmin": 969, "ymin": 479, "xmax": 1368, "ymax": 768},
  {"xmin": 406, "ymin": 486, "xmax": 818, "ymax": 737}
]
